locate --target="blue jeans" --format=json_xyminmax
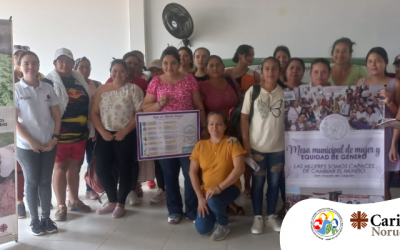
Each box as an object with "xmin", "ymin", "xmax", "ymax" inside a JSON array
[
  {"xmin": 195, "ymin": 185, "xmax": 240, "ymax": 235},
  {"xmin": 16, "ymin": 146, "xmax": 57, "ymax": 220},
  {"xmin": 251, "ymin": 149, "xmax": 285, "ymax": 216},
  {"xmin": 159, "ymin": 157, "xmax": 197, "ymax": 220}
]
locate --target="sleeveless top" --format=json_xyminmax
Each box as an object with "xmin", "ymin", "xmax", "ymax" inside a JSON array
[
  {"xmin": 99, "ymin": 83, "xmax": 144, "ymax": 131},
  {"xmin": 235, "ymin": 69, "xmax": 256, "ymax": 92},
  {"xmin": 359, "ymin": 78, "xmax": 400, "ymax": 172}
]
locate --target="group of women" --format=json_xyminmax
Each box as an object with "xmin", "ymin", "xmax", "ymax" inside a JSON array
[{"xmin": 13, "ymin": 36, "xmax": 400, "ymax": 241}]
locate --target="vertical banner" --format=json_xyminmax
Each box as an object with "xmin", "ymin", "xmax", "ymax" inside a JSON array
[
  {"xmin": 285, "ymin": 85, "xmax": 385, "ymax": 209},
  {"xmin": 0, "ymin": 19, "xmax": 17, "ymax": 244}
]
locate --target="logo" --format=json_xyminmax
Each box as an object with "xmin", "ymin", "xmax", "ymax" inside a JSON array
[
  {"xmin": 319, "ymin": 114, "xmax": 349, "ymax": 141},
  {"xmin": 351, "ymin": 211, "xmax": 368, "ymax": 229},
  {"xmin": 0, "ymin": 223, "xmax": 8, "ymax": 233},
  {"xmin": 20, "ymin": 96, "xmax": 31, "ymax": 100},
  {"xmin": 311, "ymin": 208, "xmax": 343, "ymax": 240}
]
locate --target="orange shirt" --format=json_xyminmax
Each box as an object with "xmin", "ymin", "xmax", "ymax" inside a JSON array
[{"xmin": 190, "ymin": 136, "xmax": 246, "ymax": 193}]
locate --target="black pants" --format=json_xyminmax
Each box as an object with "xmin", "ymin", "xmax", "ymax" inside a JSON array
[
  {"xmin": 95, "ymin": 131, "xmax": 135, "ymax": 204},
  {"xmin": 154, "ymin": 160, "xmax": 165, "ymax": 191}
]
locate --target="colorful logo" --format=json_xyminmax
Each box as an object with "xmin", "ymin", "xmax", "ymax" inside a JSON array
[
  {"xmin": 311, "ymin": 208, "xmax": 343, "ymax": 240},
  {"xmin": 351, "ymin": 211, "xmax": 368, "ymax": 229}
]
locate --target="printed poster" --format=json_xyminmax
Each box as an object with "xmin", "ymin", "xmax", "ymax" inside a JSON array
[
  {"xmin": 285, "ymin": 85, "xmax": 385, "ymax": 209},
  {"xmin": 136, "ymin": 110, "xmax": 200, "ymax": 161},
  {"xmin": 0, "ymin": 19, "xmax": 17, "ymax": 244}
]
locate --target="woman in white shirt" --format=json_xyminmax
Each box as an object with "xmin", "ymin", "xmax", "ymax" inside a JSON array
[
  {"xmin": 287, "ymin": 100, "xmax": 301, "ymax": 125},
  {"xmin": 15, "ymin": 51, "xmax": 61, "ymax": 235},
  {"xmin": 91, "ymin": 59, "xmax": 144, "ymax": 218},
  {"xmin": 241, "ymin": 57, "xmax": 285, "ymax": 234}
]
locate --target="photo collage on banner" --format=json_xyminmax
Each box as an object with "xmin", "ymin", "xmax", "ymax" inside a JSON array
[
  {"xmin": 0, "ymin": 19, "xmax": 17, "ymax": 244},
  {"xmin": 285, "ymin": 85, "xmax": 385, "ymax": 209}
]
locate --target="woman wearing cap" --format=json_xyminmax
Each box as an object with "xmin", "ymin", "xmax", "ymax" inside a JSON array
[
  {"xmin": 329, "ymin": 37, "xmax": 369, "ymax": 86},
  {"xmin": 143, "ymin": 47, "xmax": 207, "ymax": 224},
  {"xmin": 15, "ymin": 51, "xmax": 61, "ymax": 235},
  {"xmin": 74, "ymin": 57, "xmax": 101, "ymax": 200},
  {"xmin": 148, "ymin": 59, "xmax": 164, "ymax": 78},
  {"xmin": 43, "ymin": 48, "xmax": 93, "ymax": 221},
  {"xmin": 192, "ymin": 48, "xmax": 210, "ymax": 82}
]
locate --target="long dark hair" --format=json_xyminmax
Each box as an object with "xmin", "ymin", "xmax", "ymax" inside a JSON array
[
  {"xmin": 178, "ymin": 46, "xmax": 193, "ymax": 68},
  {"xmin": 331, "ymin": 37, "xmax": 356, "ymax": 55},
  {"xmin": 366, "ymin": 47, "xmax": 389, "ymax": 76},
  {"xmin": 232, "ymin": 45, "xmax": 253, "ymax": 63},
  {"xmin": 273, "ymin": 46, "xmax": 291, "ymax": 59}
]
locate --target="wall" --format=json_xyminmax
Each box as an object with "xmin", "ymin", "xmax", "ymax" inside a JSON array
[
  {"xmin": 144, "ymin": 0, "xmax": 400, "ymax": 72},
  {"xmin": 0, "ymin": 0, "xmax": 131, "ymax": 82}
]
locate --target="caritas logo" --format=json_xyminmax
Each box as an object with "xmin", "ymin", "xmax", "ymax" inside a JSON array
[{"xmin": 351, "ymin": 211, "xmax": 400, "ymax": 236}]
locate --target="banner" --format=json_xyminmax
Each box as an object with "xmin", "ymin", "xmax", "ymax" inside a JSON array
[
  {"xmin": 285, "ymin": 85, "xmax": 385, "ymax": 208},
  {"xmin": 136, "ymin": 110, "xmax": 200, "ymax": 161},
  {"xmin": 0, "ymin": 19, "xmax": 17, "ymax": 244}
]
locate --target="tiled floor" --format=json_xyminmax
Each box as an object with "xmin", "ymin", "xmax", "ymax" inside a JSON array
[{"xmin": 0, "ymin": 167, "xmax": 282, "ymax": 250}]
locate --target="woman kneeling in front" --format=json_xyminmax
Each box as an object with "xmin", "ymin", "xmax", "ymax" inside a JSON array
[{"xmin": 189, "ymin": 111, "xmax": 246, "ymax": 241}]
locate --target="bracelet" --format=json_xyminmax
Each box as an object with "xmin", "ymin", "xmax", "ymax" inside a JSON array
[
  {"xmin": 52, "ymin": 134, "xmax": 60, "ymax": 139},
  {"xmin": 157, "ymin": 101, "xmax": 162, "ymax": 108},
  {"xmin": 217, "ymin": 185, "xmax": 222, "ymax": 192}
]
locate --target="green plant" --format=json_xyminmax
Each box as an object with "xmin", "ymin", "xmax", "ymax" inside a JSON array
[{"xmin": 0, "ymin": 52, "xmax": 13, "ymax": 106}]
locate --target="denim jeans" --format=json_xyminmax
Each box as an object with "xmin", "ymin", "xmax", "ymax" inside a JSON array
[
  {"xmin": 16, "ymin": 146, "xmax": 57, "ymax": 220},
  {"xmin": 159, "ymin": 157, "xmax": 197, "ymax": 220},
  {"xmin": 195, "ymin": 185, "xmax": 240, "ymax": 235},
  {"xmin": 251, "ymin": 149, "xmax": 285, "ymax": 216}
]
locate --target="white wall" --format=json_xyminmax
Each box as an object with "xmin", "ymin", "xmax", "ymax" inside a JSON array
[
  {"xmin": 0, "ymin": 0, "xmax": 131, "ymax": 82},
  {"xmin": 144, "ymin": 0, "xmax": 400, "ymax": 71}
]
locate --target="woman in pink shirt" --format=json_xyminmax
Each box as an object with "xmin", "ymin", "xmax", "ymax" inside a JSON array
[
  {"xmin": 199, "ymin": 55, "xmax": 241, "ymax": 117},
  {"xmin": 143, "ymin": 47, "xmax": 207, "ymax": 224}
]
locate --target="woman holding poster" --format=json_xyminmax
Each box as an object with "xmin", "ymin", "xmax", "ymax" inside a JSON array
[
  {"xmin": 357, "ymin": 47, "xmax": 400, "ymax": 200},
  {"xmin": 142, "ymin": 47, "xmax": 207, "ymax": 224},
  {"xmin": 240, "ymin": 57, "xmax": 285, "ymax": 234},
  {"xmin": 15, "ymin": 51, "xmax": 61, "ymax": 235}
]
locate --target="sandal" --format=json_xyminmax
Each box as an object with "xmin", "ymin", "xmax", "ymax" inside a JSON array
[
  {"xmin": 227, "ymin": 203, "xmax": 245, "ymax": 216},
  {"xmin": 244, "ymin": 188, "xmax": 251, "ymax": 199}
]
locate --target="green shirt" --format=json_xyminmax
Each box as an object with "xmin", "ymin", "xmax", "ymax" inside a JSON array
[{"xmin": 329, "ymin": 65, "xmax": 369, "ymax": 86}]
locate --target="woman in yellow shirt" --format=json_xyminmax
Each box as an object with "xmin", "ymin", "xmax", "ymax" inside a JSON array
[{"xmin": 189, "ymin": 112, "xmax": 246, "ymax": 241}]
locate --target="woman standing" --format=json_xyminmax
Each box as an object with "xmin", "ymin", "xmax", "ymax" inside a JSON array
[
  {"xmin": 284, "ymin": 58, "xmax": 305, "ymax": 89},
  {"xmin": 274, "ymin": 46, "xmax": 291, "ymax": 83},
  {"xmin": 356, "ymin": 47, "xmax": 400, "ymax": 200},
  {"xmin": 309, "ymin": 58, "xmax": 332, "ymax": 87},
  {"xmin": 74, "ymin": 57, "xmax": 101, "ymax": 200},
  {"xmin": 43, "ymin": 48, "xmax": 93, "ymax": 221},
  {"xmin": 178, "ymin": 47, "xmax": 194, "ymax": 74},
  {"xmin": 91, "ymin": 59, "xmax": 144, "ymax": 218},
  {"xmin": 190, "ymin": 112, "xmax": 246, "ymax": 241},
  {"xmin": 225, "ymin": 45, "xmax": 260, "ymax": 93},
  {"xmin": 329, "ymin": 38, "xmax": 369, "ymax": 86},
  {"xmin": 241, "ymin": 57, "xmax": 285, "ymax": 234},
  {"xmin": 131, "ymin": 50, "xmax": 151, "ymax": 82},
  {"xmin": 192, "ymin": 47, "xmax": 210, "ymax": 81},
  {"xmin": 15, "ymin": 51, "xmax": 61, "ymax": 235},
  {"xmin": 143, "ymin": 47, "xmax": 207, "ymax": 224}
]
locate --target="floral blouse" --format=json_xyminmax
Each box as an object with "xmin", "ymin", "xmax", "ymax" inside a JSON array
[{"xmin": 100, "ymin": 83, "xmax": 144, "ymax": 131}]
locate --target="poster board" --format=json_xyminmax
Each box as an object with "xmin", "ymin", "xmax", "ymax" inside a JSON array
[
  {"xmin": 0, "ymin": 19, "xmax": 17, "ymax": 245},
  {"xmin": 285, "ymin": 85, "xmax": 385, "ymax": 209},
  {"xmin": 136, "ymin": 110, "xmax": 200, "ymax": 161}
]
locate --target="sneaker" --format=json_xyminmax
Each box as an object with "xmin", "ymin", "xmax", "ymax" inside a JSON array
[
  {"xmin": 112, "ymin": 206, "xmax": 125, "ymax": 218},
  {"xmin": 68, "ymin": 200, "xmax": 91, "ymax": 213},
  {"xmin": 147, "ymin": 180, "xmax": 156, "ymax": 189},
  {"xmin": 168, "ymin": 214, "xmax": 182, "ymax": 224},
  {"xmin": 150, "ymin": 188, "xmax": 165, "ymax": 203},
  {"xmin": 18, "ymin": 204, "xmax": 26, "ymax": 219},
  {"xmin": 86, "ymin": 190, "xmax": 100, "ymax": 200},
  {"xmin": 96, "ymin": 204, "xmax": 116, "ymax": 215},
  {"xmin": 210, "ymin": 225, "xmax": 230, "ymax": 241},
  {"xmin": 127, "ymin": 191, "xmax": 140, "ymax": 205},
  {"xmin": 41, "ymin": 217, "xmax": 58, "ymax": 234},
  {"xmin": 30, "ymin": 220, "xmax": 45, "ymax": 236},
  {"xmin": 265, "ymin": 214, "xmax": 281, "ymax": 232},
  {"xmin": 251, "ymin": 215, "xmax": 264, "ymax": 234},
  {"xmin": 54, "ymin": 205, "xmax": 67, "ymax": 221}
]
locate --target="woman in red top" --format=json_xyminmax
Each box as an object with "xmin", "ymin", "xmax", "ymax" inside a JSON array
[{"xmin": 105, "ymin": 52, "xmax": 148, "ymax": 93}]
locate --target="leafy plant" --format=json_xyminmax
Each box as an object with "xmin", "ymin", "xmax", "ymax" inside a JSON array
[
  {"xmin": 0, "ymin": 52, "xmax": 14, "ymax": 106},
  {"xmin": 325, "ymin": 223, "xmax": 332, "ymax": 235}
]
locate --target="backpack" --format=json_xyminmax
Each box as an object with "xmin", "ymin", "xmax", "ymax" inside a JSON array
[
  {"xmin": 229, "ymin": 84, "xmax": 261, "ymax": 142},
  {"xmin": 84, "ymin": 140, "xmax": 104, "ymax": 194}
]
